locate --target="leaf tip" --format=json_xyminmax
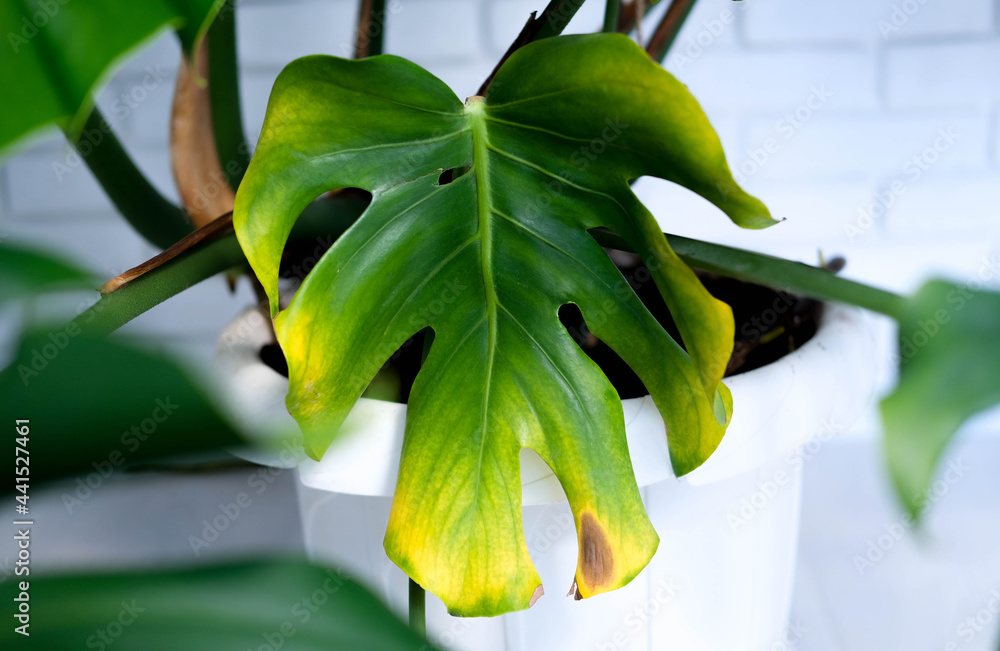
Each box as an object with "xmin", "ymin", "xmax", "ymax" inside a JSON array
[
  {"xmin": 303, "ymin": 437, "xmax": 325, "ymax": 462},
  {"xmin": 669, "ymin": 454, "xmax": 701, "ymax": 478},
  {"xmin": 736, "ymin": 206, "xmax": 781, "ymax": 230}
]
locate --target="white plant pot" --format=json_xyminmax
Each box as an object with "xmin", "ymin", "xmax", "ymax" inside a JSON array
[{"xmin": 216, "ymin": 303, "xmax": 876, "ymax": 651}]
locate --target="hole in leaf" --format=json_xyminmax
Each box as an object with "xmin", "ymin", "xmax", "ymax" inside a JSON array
[
  {"xmin": 363, "ymin": 367, "xmax": 401, "ymax": 402},
  {"xmin": 437, "ymin": 165, "xmax": 471, "ymax": 185},
  {"xmin": 259, "ymin": 328, "xmax": 433, "ymax": 404},
  {"xmin": 385, "ymin": 327, "xmax": 433, "ymax": 404},
  {"xmin": 279, "ymin": 188, "xmax": 372, "ymax": 281},
  {"xmin": 259, "ymin": 343, "xmax": 288, "ymax": 377}
]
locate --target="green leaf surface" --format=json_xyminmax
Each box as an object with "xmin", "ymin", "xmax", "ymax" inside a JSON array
[
  {"xmin": 0, "ymin": 561, "xmax": 435, "ymax": 650},
  {"xmin": 0, "ymin": 0, "xmax": 222, "ymax": 155},
  {"xmin": 235, "ymin": 33, "xmax": 771, "ymax": 616},
  {"xmin": 881, "ymin": 279, "xmax": 1000, "ymax": 518},
  {"xmin": 0, "ymin": 242, "xmax": 95, "ymax": 306},
  {"xmin": 0, "ymin": 329, "xmax": 246, "ymax": 484}
]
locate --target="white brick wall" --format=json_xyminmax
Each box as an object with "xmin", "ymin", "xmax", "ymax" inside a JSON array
[
  {"xmin": 674, "ymin": 48, "xmax": 880, "ymax": 113},
  {"xmin": 743, "ymin": 0, "xmax": 996, "ymax": 44},
  {"xmin": 1, "ymin": 0, "xmax": 998, "ymax": 347},
  {"xmin": 237, "ymin": 0, "xmax": 358, "ymax": 67},
  {"xmin": 886, "ymin": 41, "xmax": 1000, "ymax": 108}
]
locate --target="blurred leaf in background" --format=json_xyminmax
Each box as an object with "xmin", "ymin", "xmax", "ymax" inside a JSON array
[
  {"xmin": 0, "ymin": 560, "xmax": 437, "ymax": 650},
  {"xmin": 0, "ymin": 0, "xmax": 223, "ymax": 155},
  {"xmin": 882, "ymin": 279, "xmax": 1000, "ymax": 518},
  {"xmin": 0, "ymin": 328, "xmax": 248, "ymax": 484},
  {"xmin": 0, "ymin": 243, "xmax": 96, "ymax": 307}
]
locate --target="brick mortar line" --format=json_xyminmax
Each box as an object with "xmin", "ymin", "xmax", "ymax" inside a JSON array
[
  {"xmin": 988, "ymin": 106, "xmax": 1000, "ymax": 167},
  {"xmin": 881, "ymin": 33, "xmax": 1000, "ymax": 48}
]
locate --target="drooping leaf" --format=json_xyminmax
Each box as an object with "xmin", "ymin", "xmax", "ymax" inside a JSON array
[
  {"xmin": 0, "ymin": 560, "xmax": 436, "ymax": 650},
  {"xmin": 235, "ymin": 33, "xmax": 771, "ymax": 616},
  {"xmin": 881, "ymin": 279, "xmax": 1000, "ymax": 519},
  {"xmin": 0, "ymin": 329, "xmax": 246, "ymax": 484},
  {"xmin": 0, "ymin": 0, "xmax": 223, "ymax": 155},
  {"xmin": 0, "ymin": 242, "xmax": 95, "ymax": 306}
]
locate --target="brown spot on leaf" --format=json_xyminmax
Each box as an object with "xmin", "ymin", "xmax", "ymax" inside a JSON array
[
  {"xmin": 529, "ymin": 584, "xmax": 544, "ymax": 608},
  {"xmin": 578, "ymin": 512, "xmax": 614, "ymax": 592}
]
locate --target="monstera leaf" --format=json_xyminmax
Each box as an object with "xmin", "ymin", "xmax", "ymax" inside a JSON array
[
  {"xmin": 0, "ymin": 0, "xmax": 222, "ymax": 155},
  {"xmin": 0, "ymin": 328, "xmax": 248, "ymax": 483},
  {"xmin": 0, "ymin": 242, "xmax": 95, "ymax": 307},
  {"xmin": 882, "ymin": 280, "xmax": 1000, "ymax": 518},
  {"xmin": 0, "ymin": 561, "xmax": 436, "ymax": 650},
  {"xmin": 235, "ymin": 33, "xmax": 773, "ymax": 616}
]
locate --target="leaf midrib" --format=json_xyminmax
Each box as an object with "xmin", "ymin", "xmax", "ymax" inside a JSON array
[{"xmin": 466, "ymin": 99, "xmax": 498, "ymax": 578}]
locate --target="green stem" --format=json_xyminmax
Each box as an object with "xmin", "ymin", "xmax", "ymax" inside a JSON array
[
  {"xmin": 76, "ymin": 212, "xmax": 907, "ymax": 338},
  {"xmin": 207, "ymin": 0, "xmax": 251, "ymax": 190},
  {"xmin": 603, "ymin": 0, "xmax": 621, "ymax": 32},
  {"xmin": 76, "ymin": 193, "xmax": 369, "ymax": 336},
  {"xmin": 67, "ymin": 108, "xmax": 192, "ymax": 250},
  {"xmin": 533, "ymin": 0, "xmax": 589, "ymax": 40},
  {"xmin": 77, "ymin": 235, "xmax": 244, "ymax": 336},
  {"xmin": 408, "ymin": 578, "xmax": 426, "ymax": 638},
  {"xmin": 592, "ymin": 229, "xmax": 908, "ymax": 320}
]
